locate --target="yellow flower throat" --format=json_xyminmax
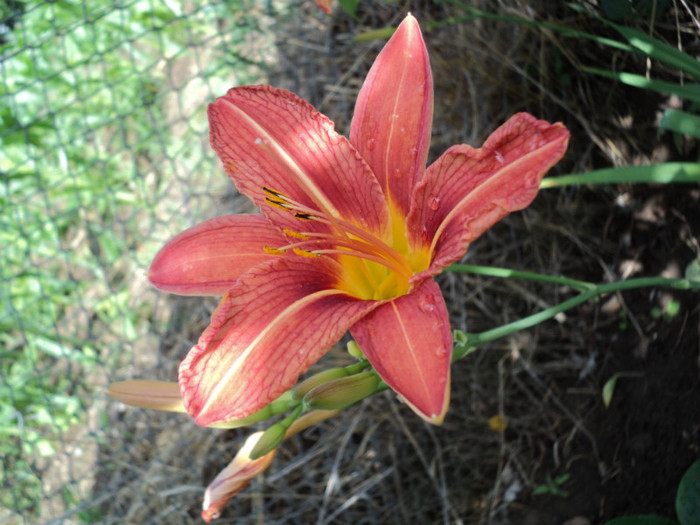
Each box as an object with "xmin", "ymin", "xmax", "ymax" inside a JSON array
[{"xmin": 262, "ymin": 187, "xmax": 430, "ymax": 301}]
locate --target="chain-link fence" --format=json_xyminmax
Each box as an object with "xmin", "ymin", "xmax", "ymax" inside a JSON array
[
  {"xmin": 1, "ymin": 1, "xmax": 278, "ymax": 521},
  {"xmin": 5, "ymin": 0, "xmax": 697, "ymax": 523}
]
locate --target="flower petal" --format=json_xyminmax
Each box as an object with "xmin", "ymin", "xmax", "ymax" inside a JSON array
[
  {"xmin": 408, "ymin": 113, "xmax": 569, "ymax": 273},
  {"xmin": 349, "ymin": 14, "xmax": 433, "ymax": 215},
  {"xmin": 350, "ymin": 278, "xmax": 451, "ymax": 424},
  {"xmin": 179, "ymin": 257, "xmax": 378, "ymax": 426},
  {"xmin": 149, "ymin": 214, "xmax": 286, "ymax": 296},
  {"xmin": 208, "ymin": 86, "xmax": 388, "ymax": 236}
]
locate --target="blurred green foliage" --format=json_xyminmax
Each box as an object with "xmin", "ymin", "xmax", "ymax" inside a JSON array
[{"xmin": 0, "ymin": 0, "xmax": 267, "ymax": 518}]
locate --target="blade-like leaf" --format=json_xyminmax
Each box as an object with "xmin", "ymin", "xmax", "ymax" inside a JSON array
[
  {"xmin": 584, "ymin": 67, "xmax": 700, "ymax": 104},
  {"xmin": 660, "ymin": 109, "xmax": 700, "ymax": 140},
  {"xmin": 602, "ymin": 19, "xmax": 700, "ymax": 81},
  {"xmin": 541, "ymin": 162, "xmax": 700, "ymax": 188}
]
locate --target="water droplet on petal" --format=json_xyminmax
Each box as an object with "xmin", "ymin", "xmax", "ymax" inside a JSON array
[
  {"xmin": 434, "ymin": 346, "xmax": 447, "ymax": 358},
  {"xmin": 428, "ymin": 196, "xmax": 441, "ymax": 210},
  {"xmin": 495, "ymin": 150, "xmax": 504, "ymax": 164},
  {"xmin": 367, "ymin": 138, "xmax": 376, "ymax": 151},
  {"xmin": 431, "ymin": 321, "xmax": 443, "ymax": 333},
  {"xmin": 393, "ymin": 168, "xmax": 402, "ymax": 178},
  {"xmin": 409, "ymin": 147, "xmax": 418, "ymax": 159},
  {"xmin": 418, "ymin": 296, "xmax": 435, "ymax": 314}
]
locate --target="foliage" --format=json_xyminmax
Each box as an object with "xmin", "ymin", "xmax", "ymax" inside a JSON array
[{"xmin": 0, "ymin": 0, "xmax": 265, "ymax": 518}]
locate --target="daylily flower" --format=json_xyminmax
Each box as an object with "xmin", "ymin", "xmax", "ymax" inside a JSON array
[{"xmin": 149, "ymin": 15, "xmax": 570, "ymax": 427}]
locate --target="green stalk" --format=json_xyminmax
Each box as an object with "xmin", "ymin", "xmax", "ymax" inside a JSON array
[
  {"xmin": 467, "ymin": 276, "xmax": 697, "ymax": 347},
  {"xmin": 446, "ymin": 264, "xmax": 594, "ymax": 291}
]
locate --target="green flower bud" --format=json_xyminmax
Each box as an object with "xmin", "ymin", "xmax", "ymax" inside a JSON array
[
  {"xmin": 303, "ymin": 371, "xmax": 380, "ymax": 410},
  {"xmin": 292, "ymin": 367, "xmax": 352, "ymax": 400},
  {"xmin": 249, "ymin": 422, "xmax": 286, "ymax": 460},
  {"xmin": 347, "ymin": 340, "xmax": 365, "ymax": 360}
]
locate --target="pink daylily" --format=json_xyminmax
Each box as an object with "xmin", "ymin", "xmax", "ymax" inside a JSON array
[{"xmin": 149, "ymin": 15, "xmax": 570, "ymax": 427}]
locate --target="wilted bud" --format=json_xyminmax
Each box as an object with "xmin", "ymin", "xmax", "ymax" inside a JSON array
[
  {"xmin": 201, "ymin": 431, "xmax": 276, "ymax": 523},
  {"xmin": 303, "ymin": 371, "xmax": 380, "ymax": 410},
  {"xmin": 107, "ymin": 380, "xmax": 185, "ymax": 412}
]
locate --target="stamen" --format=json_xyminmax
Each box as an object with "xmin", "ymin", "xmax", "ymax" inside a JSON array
[
  {"xmin": 292, "ymin": 248, "xmax": 320, "ymax": 258},
  {"xmin": 262, "ymin": 186, "xmax": 413, "ymax": 279},
  {"xmin": 263, "ymin": 246, "xmax": 286, "ymax": 255},
  {"xmin": 265, "ymin": 197, "xmax": 293, "ymax": 210},
  {"xmin": 262, "ymin": 187, "xmax": 286, "ymax": 199},
  {"xmin": 283, "ymin": 229, "xmax": 309, "ymax": 240}
]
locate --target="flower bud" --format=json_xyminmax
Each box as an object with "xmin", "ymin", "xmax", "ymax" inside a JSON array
[
  {"xmin": 201, "ymin": 431, "xmax": 276, "ymax": 523},
  {"xmin": 347, "ymin": 340, "xmax": 365, "ymax": 359},
  {"xmin": 107, "ymin": 380, "xmax": 185, "ymax": 412},
  {"xmin": 303, "ymin": 371, "xmax": 380, "ymax": 410},
  {"xmin": 249, "ymin": 422, "xmax": 286, "ymax": 460},
  {"xmin": 291, "ymin": 367, "xmax": 351, "ymax": 400}
]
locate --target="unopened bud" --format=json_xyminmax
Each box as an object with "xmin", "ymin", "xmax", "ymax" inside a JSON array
[
  {"xmin": 303, "ymin": 371, "xmax": 380, "ymax": 410},
  {"xmin": 347, "ymin": 340, "xmax": 365, "ymax": 359},
  {"xmin": 201, "ymin": 431, "xmax": 276, "ymax": 522},
  {"xmin": 107, "ymin": 380, "xmax": 185, "ymax": 413},
  {"xmin": 291, "ymin": 367, "xmax": 351, "ymax": 400},
  {"xmin": 249, "ymin": 422, "xmax": 286, "ymax": 460}
]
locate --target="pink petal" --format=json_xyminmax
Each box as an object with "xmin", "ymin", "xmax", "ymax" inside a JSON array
[
  {"xmin": 208, "ymin": 86, "xmax": 388, "ymax": 237},
  {"xmin": 149, "ymin": 214, "xmax": 286, "ymax": 296},
  {"xmin": 179, "ymin": 257, "xmax": 378, "ymax": 426},
  {"xmin": 408, "ymin": 113, "xmax": 569, "ymax": 273},
  {"xmin": 350, "ymin": 279, "xmax": 451, "ymax": 424},
  {"xmin": 349, "ymin": 14, "xmax": 433, "ymax": 215}
]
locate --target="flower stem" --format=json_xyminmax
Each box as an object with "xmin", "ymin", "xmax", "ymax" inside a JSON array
[
  {"xmin": 462, "ymin": 276, "xmax": 696, "ymax": 349},
  {"xmin": 446, "ymin": 263, "xmax": 595, "ymax": 291}
]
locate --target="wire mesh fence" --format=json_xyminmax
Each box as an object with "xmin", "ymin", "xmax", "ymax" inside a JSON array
[
  {"xmin": 1, "ymin": 1, "xmax": 278, "ymax": 521},
  {"xmin": 8, "ymin": 0, "xmax": 696, "ymax": 523}
]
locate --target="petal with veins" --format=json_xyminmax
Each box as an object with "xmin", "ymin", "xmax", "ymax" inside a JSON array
[
  {"xmin": 179, "ymin": 257, "xmax": 380, "ymax": 426},
  {"xmin": 351, "ymin": 278, "xmax": 451, "ymax": 424},
  {"xmin": 350, "ymin": 14, "xmax": 433, "ymax": 214},
  {"xmin": 408, "ymin": 113, "xmax": 570, "ymax": 273},
  {"xmin": 149, "ymin": 214, "xmax": 287, "ymax": 296},
  {"xmin": 209, "ymin": 86, "xmax": 388, "ymax": 237}
]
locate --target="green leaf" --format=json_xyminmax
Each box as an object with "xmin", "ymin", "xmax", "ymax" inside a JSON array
[
  {"xmin": 583, "ymin": 67, "xmax": 700, "ymax": 104},
  {"xmin": 338, "ymin": 0, "xmax": 359, "ymax": 17},
  {"xmin": 660, "ymin": 110, "xmax": 700, "ymax": 140},
  {"xmin": 353, "ymin": 27, "xmax": 396, "ymax": 43},
  {"xmin": 676, "ymin": 459, "xmax": 700, "ymax": 525},
  {"xmin": 685, "ymin": 259, "xmax": 700, "ymax": 284},
  {"xmin": 603, "ymin": 516, "xmax": 677, "ymax": 525},
  {"xmin": 601, "ymin": 20, "xmax": 700, "ymax": 81},
  {"xmin": 541, "ymin": 163, "xmax": 700, "ymax": 188},
  {"xmin": 602, "ymin": 374, "xmax": 619, "ymax": 408}
]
